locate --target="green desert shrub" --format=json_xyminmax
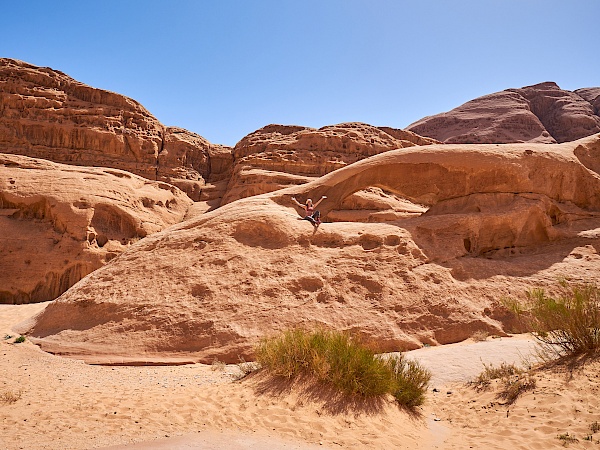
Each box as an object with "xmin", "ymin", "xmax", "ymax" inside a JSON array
[
  {"xmin": 386, "ymin": 354, "xmax": 431, "ymax": 407},
  {"xmin": 505, "ymin": 281, "xmax": 600, "ymax": 357},
  {"xmin": 255, "ymin": 328, "xmax": 431, "ymax": 407}
]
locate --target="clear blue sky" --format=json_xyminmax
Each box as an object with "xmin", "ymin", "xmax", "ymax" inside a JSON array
[{"xmin": 2, "ymin": 0, "xmax": 598, "ymax": 146}]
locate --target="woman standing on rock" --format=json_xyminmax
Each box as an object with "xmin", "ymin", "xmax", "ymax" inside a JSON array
[{"xmin": 291, "ymin": 196, "xmax": 326, "ymax": 226}]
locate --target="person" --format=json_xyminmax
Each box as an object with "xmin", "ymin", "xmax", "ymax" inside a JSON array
[{"xmin": 291, "ymin": 195, "xmax": 327, "ymax": 226}]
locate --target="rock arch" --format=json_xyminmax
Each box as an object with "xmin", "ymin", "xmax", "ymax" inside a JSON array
[{"xmin": 275, "ymin": 141, "xmax": 600, "ymax": 219}]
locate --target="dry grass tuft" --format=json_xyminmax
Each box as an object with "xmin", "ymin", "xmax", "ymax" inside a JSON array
[
  {"xmin": 497, "ymin": 374, "xmax": 536, "ymax": 404},
  {"xmin": 470, "ymin": 330, "xmax": 489, "ymax": 342},
  {"xmin": 557, "ymin": 432, "xmax": 579, "ymax": 445},
  {"xmin": 236, "ymin": 357, "xmax": 259, "ymax": 380},
  {"xmin": 473, "ymin": 362, "xmax": 523, "ymax": 390},
  {"xmin": 211, "ymin": 358, "xmax": 226, "ymax": 372},
  {"xmin": 0, "ymin": 390, "xmax": 22, "ymax": 404},
  {"xmin": 255, "ymin": 328, "xmax": 431, "ymax": 408},
  {"xmin": 472, "ymin": 361, "xmax": 536, "ymax": 404}
]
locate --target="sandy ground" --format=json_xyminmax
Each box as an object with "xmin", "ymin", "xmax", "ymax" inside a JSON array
[{"xmin": 1, "ymin": 303, "xmax": 599, "ymax": 450}]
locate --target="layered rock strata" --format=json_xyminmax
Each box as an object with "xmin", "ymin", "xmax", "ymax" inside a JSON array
[
  {"xmin": 221, "ymin": 122, "xmax": 439, "ymax": 204},
  {"xmin": 0, "ymin": 58, "xmax": 232, "ymax": 201}
]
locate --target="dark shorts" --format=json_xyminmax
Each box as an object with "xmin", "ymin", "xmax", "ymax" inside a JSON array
[{"xmin": 302, "ymin": 210, "xmax": 321, "ymax": 225}]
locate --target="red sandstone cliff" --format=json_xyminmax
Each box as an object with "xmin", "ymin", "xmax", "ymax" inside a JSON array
[
  {"xmin": 0, "ymin": 58, "xmax": 232, "ymax": 201},
  {"xmin": 0, "ymin": 153, "xmax": 192, "ymax": 304},
  {"xmin": 1, "ymin": 59, "xmax": 443, "ymax": 305},
  {"xmin": 20, "ymin": 134, "xmax": 600, "ymax": 363}
]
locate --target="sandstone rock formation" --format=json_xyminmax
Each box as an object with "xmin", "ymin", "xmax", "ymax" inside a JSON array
[
  {"xmin": 1, "ymin": 58, "xmax": 447, "ymax": 309},
  {"xmin": 407, "ymin": 82, "xmax": 600, "ymax": 144},
  {"xmin": 0, "ymin": 58, "xmax": 232, "ymax": 202},
  {"xmin": 576, "ymin": 87, "xmax": 600, "ymax": 113},
  {"xmin": 7, "ymin": 59, "xmax": 600, "ymax": 361},
  {"xmin": 19, "ymin": 133, "xmax": 600, "ymax": 364},
  {"xmin": 221, "ymin": 122, "xmax": 439, "ymax": 204},
  {"xmin": 0, "ymin": 153, "xmax": 192, "ymax": 304}
]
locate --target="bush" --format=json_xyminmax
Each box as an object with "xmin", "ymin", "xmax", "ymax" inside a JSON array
[
  {"xmin": 255, "ymin": 328, "xmax": 431, "ymax": 407},
  {"xmin": 386, "ymin": 354, "xmax": 431, "ymax": 407},
  {"xmin": 505, "ymin": 281, "xmax": 600, "ymax": 357},
  {"xmin": 498, "ymin": 374, "xmax": 536, "ymax": 404}
]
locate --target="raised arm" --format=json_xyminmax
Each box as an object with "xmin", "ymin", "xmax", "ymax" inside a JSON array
[
  {"xmin": 291, "ymin": 196, "xmax": 304, "ymax": 208},
  {"xmin": 313, "ymin": 195, "xmax": 327, "ymax": 208}
]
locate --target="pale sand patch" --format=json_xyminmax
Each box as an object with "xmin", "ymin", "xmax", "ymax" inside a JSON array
[
  {"xmin": 404, "ymin": 334, "xmax": 540, "ymax": 386},
  {"xmin": 0, "ymin": 301, "xmax": 49, "ymax": 336},
  {"xmin": 2, "ymin": 303, "xmax": 599, "ymax": 450}
]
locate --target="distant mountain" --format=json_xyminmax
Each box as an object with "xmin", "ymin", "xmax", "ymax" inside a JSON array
[{"xmin": 407, "ymin": 82, "xmax": 600, "ymax": 144}]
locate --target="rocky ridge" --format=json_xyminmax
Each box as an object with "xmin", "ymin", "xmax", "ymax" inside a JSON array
[
  {"xmin": 222, "ymin": 123, "xmax": 439, "ymax": 204},
  {"xmin": 1, "ymin": 58, "xmax": 440, "ymax": 209},
  {"xmin": 408, "ymin": 82, "xmax": 600, "ymax": 144},
  {"xmin": 5, "ymin": 59, "xmax": 600, "ymax": 364},
  {"xmin": 0, "ymin": 59, "xmax": 443, "ymax": 304}
]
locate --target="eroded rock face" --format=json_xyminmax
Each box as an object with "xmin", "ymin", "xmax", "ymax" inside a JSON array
[
  {"xmin": 0, "ymin": 153, "xmax": 192, "ymax": 304},
  {"xmin": 221, "ymin": 122, "xmax": 439, "ymax": 204},
  {"xmin": 408, "ymin": 82, "xmax": 600, "ymax": 144},
  {"xmin": 0, "ymin": 58, "xmax": 233, "ymax": 201},
  {"xmin": 20, "ymin": 133, "xmax": 600, "ymax": 364},
  {"xmin": 576, "ymin": 87, "xmax": 600, "ymax": 114}
]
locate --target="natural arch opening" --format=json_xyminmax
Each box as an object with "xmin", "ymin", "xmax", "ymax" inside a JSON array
[{"xmin": 326, "ymin": 186, "xmax": 428, "ymax": 223}]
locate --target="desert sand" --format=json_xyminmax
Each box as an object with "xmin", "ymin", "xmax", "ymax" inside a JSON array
[{"xmin": 2, "ymin": 303, "xmax": 599, "ymax": 450}]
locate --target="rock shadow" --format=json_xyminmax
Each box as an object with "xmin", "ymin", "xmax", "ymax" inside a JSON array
[
  {"xmin": 246, "ymin": 371, "xmax": 393, "ymax": 417},
  {"xmin": 391, "ymin": 195, "xmax": 600, "ymax": 281}
]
